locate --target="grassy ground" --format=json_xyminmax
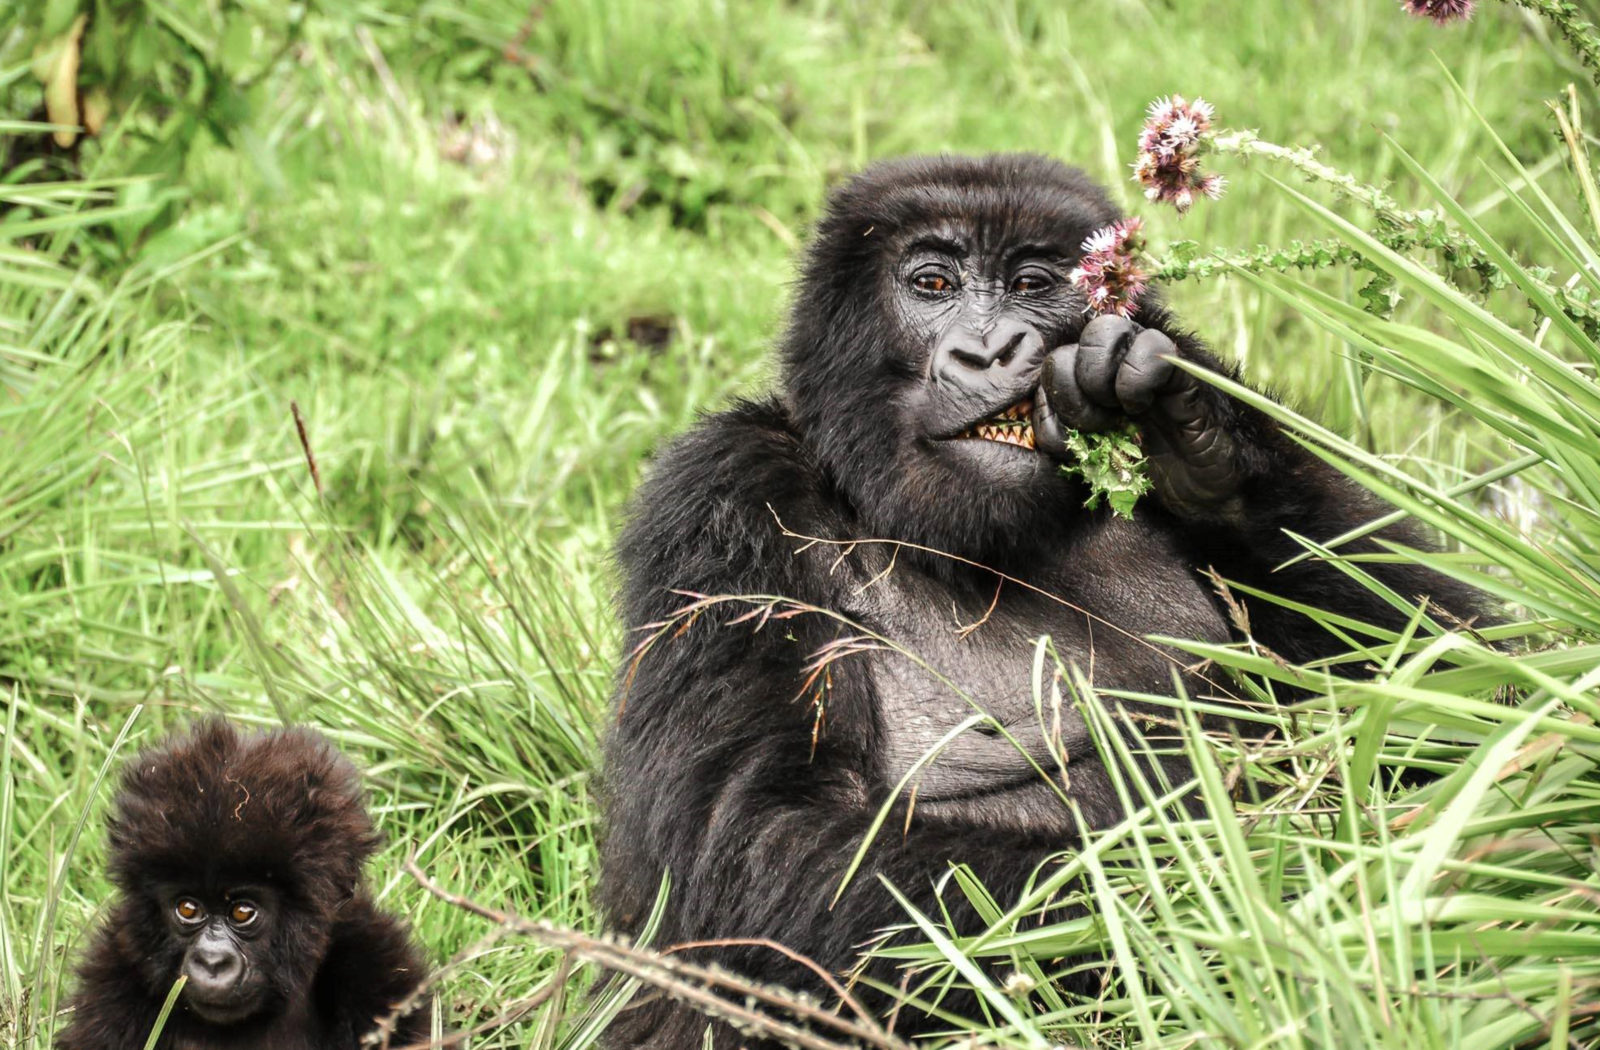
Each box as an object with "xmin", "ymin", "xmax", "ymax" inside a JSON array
[{"xmin": 3, "ymin": 1, "xmax": 1598, "ymax": 1046}]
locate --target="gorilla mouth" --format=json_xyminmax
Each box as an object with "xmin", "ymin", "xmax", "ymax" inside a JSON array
[
  {"xmin": 183, "ymin": 991, "xmax": 260, "ymax": 1025},
  {"xmin": 955, "ymin": 398, "xmax": 1036, "ymax": 450}
]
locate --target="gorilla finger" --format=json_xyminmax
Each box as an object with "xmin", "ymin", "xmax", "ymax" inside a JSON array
[
  {"xmin": 1075, "ymin": 314, "xmax": 1138, "ymax": 408},
  {"xmin": 1115, "ymin": 329, "xmax": 1183, "ymax": 415},
  {"xmin": 1044, "ymin": 346, "xmax": 1120, "ymax": 433},
  {"xmin": 1032, "ymin": 381, "xmax": 1069, "ymax": 459}
]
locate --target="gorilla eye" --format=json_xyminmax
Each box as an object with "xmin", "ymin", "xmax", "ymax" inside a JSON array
[
  {"xmin": 228, "ymin": 901, "xmax": 259, "ymax": 927},
  {"xmin": 174, "ymin": 898, "xmax": 204, "ymax": 924},
  {"xmin": 911, "ymin": 272, "xmax": 954, "ymax": 295},
  {"xmin": 1011, "ymin": 272, "xmax": 1054, "ymax": 294}
]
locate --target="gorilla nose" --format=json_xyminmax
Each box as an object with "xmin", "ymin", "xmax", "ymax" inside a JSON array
[
  {"xmin": 189, "ymin": 944, "xmax": 243, "ymax": 988},
  {"xmin": 934, "ymin": 322, "xmax": 1042, "ymax": 381}
]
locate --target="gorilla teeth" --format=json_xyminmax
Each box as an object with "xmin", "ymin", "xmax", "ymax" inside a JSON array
[
  {"xmin": 959, "ymin": 398, "xmax": 1036, "ymax": 449},
  {"xmin": 968, "ymin": 423, "xmax": 1036, "ymax": 449},
  {"xmin": 997, "ymin": 398, "xmax": 1034, "ymax": 422}
]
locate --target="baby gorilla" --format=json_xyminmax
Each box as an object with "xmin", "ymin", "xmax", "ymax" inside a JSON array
[{"xmin": 56, "ymin": 719, "xmax": 429, "ymax": 1050}]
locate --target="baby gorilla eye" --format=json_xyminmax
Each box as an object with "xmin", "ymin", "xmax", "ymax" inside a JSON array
[
  {"xmin": 228, "ymin": 901, "xmax": 259, "ymax": 926},
  {"xmin": 911, "ymin": 272, "xmax": 954, "ymax": 294},
  {"xmin": 174, "ymin": 898, "xmax": 204, "ymax": 923},
  {"xmin": 1010, "ymin": 272, "xmax": 1054, "ymax": 294}
]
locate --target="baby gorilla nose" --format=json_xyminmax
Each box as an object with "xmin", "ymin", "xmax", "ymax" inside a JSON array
[{"xmin": 185, "ymin": 937, "xmax": 245, "ymax": 994}]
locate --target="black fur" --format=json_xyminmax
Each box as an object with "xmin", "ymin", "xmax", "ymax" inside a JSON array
[
  {"xmin": 56, "ymin": 719, "xmax": 430, "ymax": 1050},
  {"xmin": 598, "ymin": 154, "xmax": 1480, "ymax": 1047}
]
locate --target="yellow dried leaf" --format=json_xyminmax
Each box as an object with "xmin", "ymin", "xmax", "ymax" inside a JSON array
[
  {"xmin": 38, "ymin": 14, "xmax": 88, "ymax": 148},
  {"xmin": 83, "ymin": 86, "xmax": 110, "ymax": 136}
]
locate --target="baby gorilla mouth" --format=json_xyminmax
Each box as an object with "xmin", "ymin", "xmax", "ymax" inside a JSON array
[{"xmin": 956, "ymin": 398, "xmax": 1036, "ymax": 450}]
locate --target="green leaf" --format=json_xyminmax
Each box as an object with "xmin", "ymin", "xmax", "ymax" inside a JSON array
[{"xmin": 218, "ymin": 17, "xmax": 255, "ymax": 78}]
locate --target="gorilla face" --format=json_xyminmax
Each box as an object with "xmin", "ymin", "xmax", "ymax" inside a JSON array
[
  {"xmin": 891, "ymin": 222, "xmax": 1083, "ymax": 487},
  {"xmin": 135, "ymin": 876, "xmax": 318, "ymax": 1028},
  {"xmin": 780, "ymin": 154, "xmax": 1123, "ymax": 559},
  {"xmin": 164, "ymin": 884, "xmax": 281, "ymax": 1024}
]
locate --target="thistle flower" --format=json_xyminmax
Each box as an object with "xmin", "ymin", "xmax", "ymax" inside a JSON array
[
  {"xmin": 1401, "ymin": 0, "xmax": 1474, "ymax": 24},
  {"xmin": 1069, "ymin": 217, "xmax": 1149, "ymax": 318},
  {"xmin": 1133, "ymin": 95, "xmax": 1226, "ymax": 214},
  {"xmin": 1138, "ymin": 95, "xmax": 1214, "ymax": 155}
]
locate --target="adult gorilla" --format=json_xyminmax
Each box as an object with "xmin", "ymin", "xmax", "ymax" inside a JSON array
[{"xmin": 600, "ymin": 154, "xmax": 1475, "ymax": 1046}]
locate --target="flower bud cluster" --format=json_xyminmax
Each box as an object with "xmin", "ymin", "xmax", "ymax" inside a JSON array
[
  {"xmin": 1069, "ymin": 217, "xmax": 1150, "ymax": 317},
  {"xmin": 1133, "ymin": 95, "xmax": 1226, "ymax": 214},
  {"xmin": 1401, "ymin": 0, "xmax": 1474, "ymax": 24}
]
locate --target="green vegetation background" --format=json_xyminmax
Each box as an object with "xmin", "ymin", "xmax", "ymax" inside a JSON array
[{"xmin": 3, "ymin": 1, "xmax": 1596, "ymax": 1047}]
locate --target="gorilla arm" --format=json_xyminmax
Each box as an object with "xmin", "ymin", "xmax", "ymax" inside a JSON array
[
  {"xmin": 314, "ymin": 897, "xmax": 431, "ymax": 1046},
  {"xmin": 1035, "ymin": 312, "xmax": 1483, "ymax": 661},
  {"xmin": 601, "ymin": 402, "xmax": 1073, "ymax": 1043},
  {"xmin": 54, "ymin": 912, "xmax": 167, "ymax": 1050}
]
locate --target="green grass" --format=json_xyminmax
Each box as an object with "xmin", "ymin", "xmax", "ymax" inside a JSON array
[{"xmin": 3, "ymin": 0, "xmax": 1598, "ymax": 1046}]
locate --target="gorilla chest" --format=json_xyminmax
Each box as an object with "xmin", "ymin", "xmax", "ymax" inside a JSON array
[
  {"xmin": 835, "ymin": 530, "xmax": 1228, "ymax": 803},
  {"xmin": 169, "ymin": 1026, "xmax": 321, "ymax": 1050}
]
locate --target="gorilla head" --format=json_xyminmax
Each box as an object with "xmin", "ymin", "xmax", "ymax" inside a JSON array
[
  {"xmin": 103, "ymin": 719, "xmax": 381, "ymax": 1025},
  {"xmin": 779, "ymin": 154, "xmax": 1124, "ymax": 559}
]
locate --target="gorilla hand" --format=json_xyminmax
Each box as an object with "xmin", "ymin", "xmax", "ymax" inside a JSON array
[{"xmin": 1034, "ymin": 314, "xmax": 1243, "ymax": 517}]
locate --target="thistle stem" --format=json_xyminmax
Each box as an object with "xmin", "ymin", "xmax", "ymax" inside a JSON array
[
  {"xmin": 1203, "ymin": 128, "xmax": 1600, "ymax": 329},
  {"xmin": 1508, "ymin": 0, "xmax": 1600, "ymax": 85},
  {"xmin": 1154, "ymin": 237, "xmax": 1362, "ymax": 282},
  {"xmin": 1208, "ymin": 130, "xmax": 1408, "ymax": 221}
]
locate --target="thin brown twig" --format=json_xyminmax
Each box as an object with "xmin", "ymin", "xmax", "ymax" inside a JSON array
[
  {"xmin": 502, "ymin": 0, "xmax": 549, "ymax": 63},
  {"xmin": 402, "ymin": 858, "xmax": 915, "ymax": 1050},
  {"xmin": 366, "ymin": 918, "xmax": 520, "ymax": 1048},
  {"xmin": 955, "ymin": 577, "xmax": 1004, "ymax": 639},
  {"xmin": 663, "ymin": 938, "xmax": 889, "ymax": 1037},
  {"xmin": 768, "ymin": 506, "xmax": 1245, "ymax": 700},
  {"xmin": 290, "ymin": 400, "xmax": 324, "ymax": 498}
]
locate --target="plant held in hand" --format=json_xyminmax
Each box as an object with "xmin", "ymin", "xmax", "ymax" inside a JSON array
[
  {"xmin": 1069, "ymin": 217, "xmax": 1151, "ymax": 318},
  {"xmin": 1058, "ymin": 218, "xmax": 1156, "ymax": 516}
]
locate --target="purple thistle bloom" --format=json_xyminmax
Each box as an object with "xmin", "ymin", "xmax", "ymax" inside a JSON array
[
  {"xmin": 1133, "ymin": 94, "xmax": 1224, "ymax": 215},
  {"xmin": 1401, "ymin": 0, "xmax": 1474, "ymax": 23},
  {"xmin": 1069, "ymin": 217, "xmax": 1149, "ymax": 318}
]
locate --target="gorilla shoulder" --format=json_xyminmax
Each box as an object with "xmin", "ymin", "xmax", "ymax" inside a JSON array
[{"xmin": 616, "ymin": 397, "xmax": 842, "ymax": 623}]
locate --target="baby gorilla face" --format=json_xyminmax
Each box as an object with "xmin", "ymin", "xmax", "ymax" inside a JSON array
[{"xmin": 161, "ymin": 882, "xmax": 281, "ymax": 1024}]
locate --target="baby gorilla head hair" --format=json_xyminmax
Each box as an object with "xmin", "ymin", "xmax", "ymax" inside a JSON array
[
  {"xmin": 104, "ymin": 719, "xmax": 379, "ymax": 1027},
  {"xmin": 780, "ymin": 153, "xmax": 1125, "ymax": 560}
]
